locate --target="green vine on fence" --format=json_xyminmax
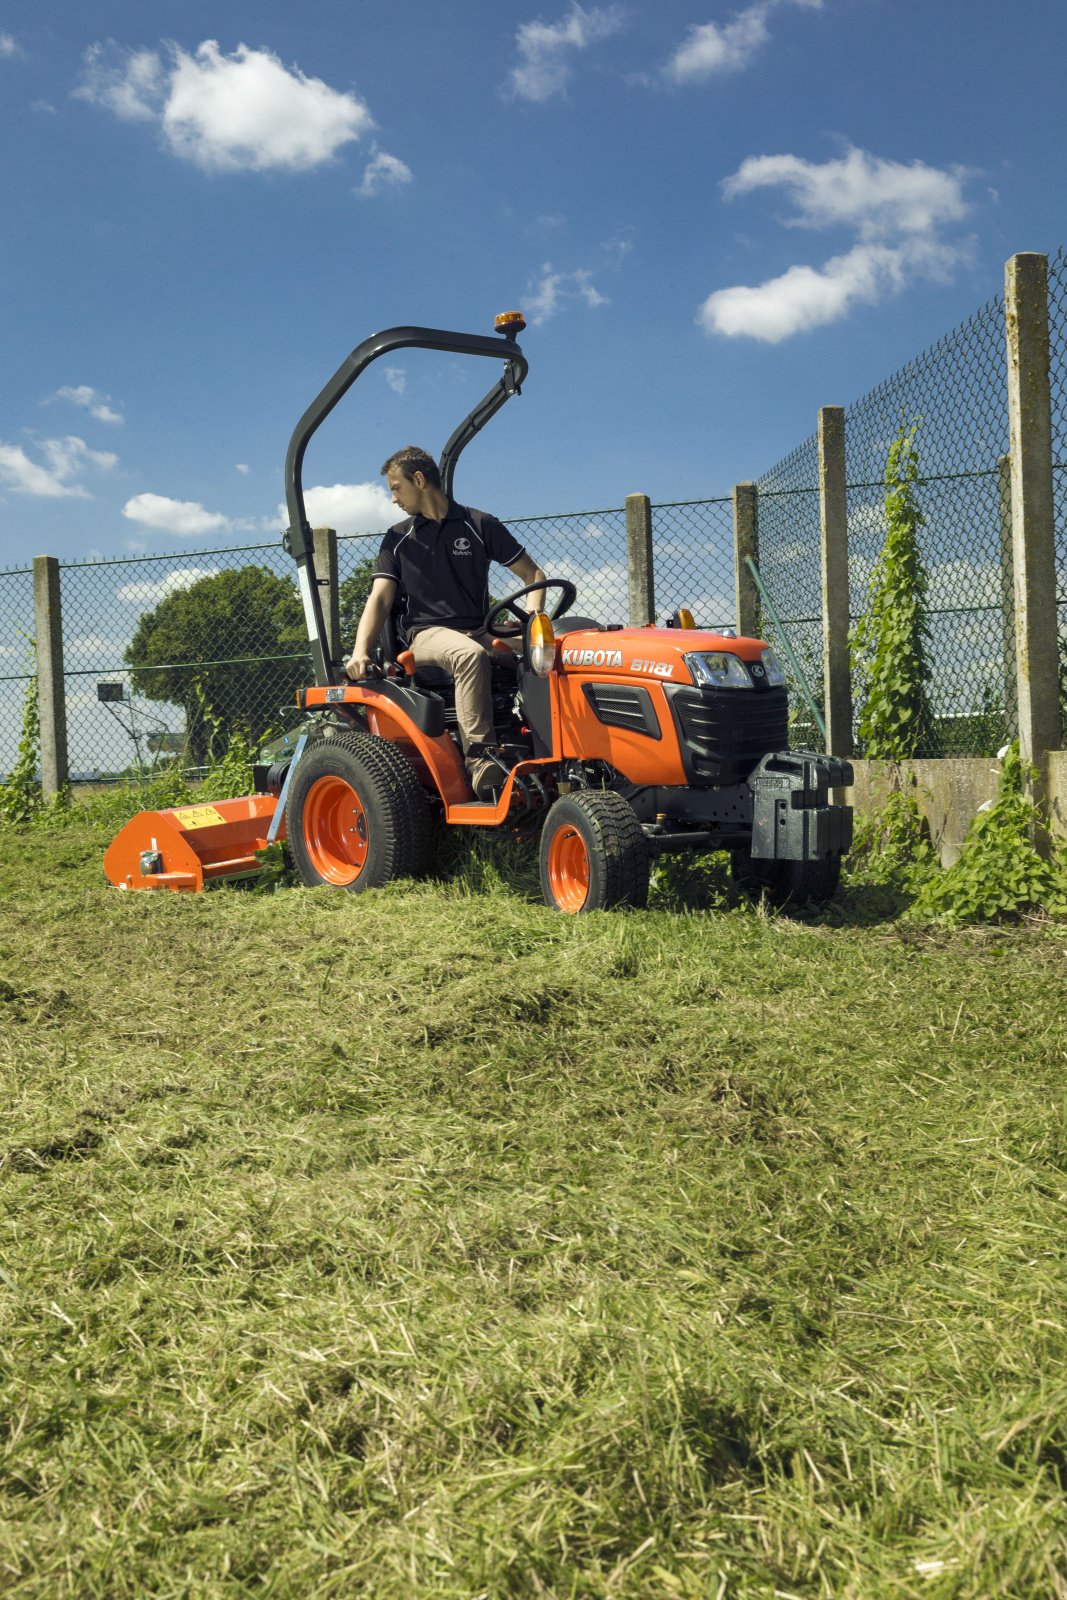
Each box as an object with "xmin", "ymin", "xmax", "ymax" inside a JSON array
[
  {"xmin": 0, "ymin": 662, "xmax": 43, "ymax": 825},
  {"xmin": 850, "ymin": 420, "xmax": 935, "ymax": 759}
]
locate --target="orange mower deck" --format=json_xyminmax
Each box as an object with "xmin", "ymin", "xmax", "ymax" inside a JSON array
[{"xmin": 103, "ymin": 794, "xmax": 283, "ymax": 892}]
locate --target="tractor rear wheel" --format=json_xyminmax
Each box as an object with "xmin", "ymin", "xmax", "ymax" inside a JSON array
[
  {"xmin": 730, "ymin": 852, "xmax": 841, "ymax": 908},
  {"xmin": 287, "ymin": 729, "xmax": 429, "ymax": 891},
  {"xmin": 540, "ymin": 791, "xmax": 649, "ymax": 913}
]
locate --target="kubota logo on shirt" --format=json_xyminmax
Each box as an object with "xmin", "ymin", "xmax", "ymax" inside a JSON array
[{"xmin": 453, "ymin": 536, "xmax": 471, "ymax": 553}]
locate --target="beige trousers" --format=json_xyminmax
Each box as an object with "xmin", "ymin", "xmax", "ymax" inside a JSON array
[{"xmin": 410, "ymin": 626, "xmax": 499, "ymax": 792}]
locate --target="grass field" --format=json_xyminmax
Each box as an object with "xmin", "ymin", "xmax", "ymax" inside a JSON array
[{"xmin": 1, "ymin": 820, "xmax": 1065, "ymax": 1597}]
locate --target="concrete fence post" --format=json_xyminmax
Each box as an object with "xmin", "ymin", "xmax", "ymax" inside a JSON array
[
  {"xmin": 625, "ymin": 493, "xmax": 655, "ymax": 625},
  {"xmin": 311, "ymin": 526, "xmax": 341, "ymax": 666},
  {"xmin": 1005, "ymin": 253, "xmax": 1062, "ymax": 777},
  {"xmin": 818, "ymin": 406, "xmax": 854, "ymax": 757},
  {"xmin": 996, "ymin": 454, "xmax": 1019, "ymax": 737},
  {"xmin": 732, "ymin": 482, "xmax": 759, "ymax": 637},
  {"xmin": 33, "ymin": 555, "xmax": 69, "ymax": 796}
]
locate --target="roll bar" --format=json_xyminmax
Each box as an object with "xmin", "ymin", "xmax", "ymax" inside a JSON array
[{"xmin": 282, "ymin": 321, "xmax": 528, "ymax": 686}]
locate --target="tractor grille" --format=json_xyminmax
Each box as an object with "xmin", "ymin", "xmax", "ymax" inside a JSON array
[
  {"xmin": 670, "ymin": 686, "xmax": 788, "ymax": 783},
  {"xmin": 582, "ymin": 683, "xmax": 661, "ymax": 738}
]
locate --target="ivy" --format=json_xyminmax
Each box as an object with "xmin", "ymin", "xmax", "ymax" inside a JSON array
[
  {"xmin": 910, "ymin": 742, "xmax": 1067, "ymax": 924},
  {"xmin": 850, "ymin": 421, "xmax": 935, "ymax": 759},
  {"xmin": 847, "ymin": 780, "xmax": 939, "ymax": 893},
  {"xmin": 0, "ymin": 661, "xmax": 43, "ymax": 826}
]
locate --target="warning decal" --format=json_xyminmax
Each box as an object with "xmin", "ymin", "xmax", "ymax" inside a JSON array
[{"xmin": 172, "ymin": 805, "xmax": 228, "ymax": 830}]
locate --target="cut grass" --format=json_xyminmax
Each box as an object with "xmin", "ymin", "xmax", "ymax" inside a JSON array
[{"xmin": 1, "ymin": 822, "xmax": 1065, "ymax": 1597}]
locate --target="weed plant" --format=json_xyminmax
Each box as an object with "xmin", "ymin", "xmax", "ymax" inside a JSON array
[{"xmin": 1, "ymin": 818, "xmax": 1066, "ymax": 1597}]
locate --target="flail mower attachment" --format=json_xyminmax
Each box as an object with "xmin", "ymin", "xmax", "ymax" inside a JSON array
[{"xmin": 103, "ymin": 794, "xmax": 283, "ymax": 892}]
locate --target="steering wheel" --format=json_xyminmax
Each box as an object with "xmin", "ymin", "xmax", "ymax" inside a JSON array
[{"xmin": 484, "ymin": 579, "xmax": 578, "ymax": 639}]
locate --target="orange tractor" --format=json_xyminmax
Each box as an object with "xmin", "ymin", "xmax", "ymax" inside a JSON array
[{"xmin": 105, "ymin": 313, "xmax": 852, "ymax": 911}]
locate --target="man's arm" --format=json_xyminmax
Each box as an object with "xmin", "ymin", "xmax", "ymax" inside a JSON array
[
  {"xmin": 507, "ymin": 552, "xmax": 546, "ymax": 614},
  {"xmin": 342, "ymin": 576, "xmax": 398, "ymax": 679}
]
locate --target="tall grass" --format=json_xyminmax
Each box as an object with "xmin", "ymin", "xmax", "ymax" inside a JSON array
[{"xmin": 1, "ymin": 821, "xmax": 1065, "ymax": 1596}]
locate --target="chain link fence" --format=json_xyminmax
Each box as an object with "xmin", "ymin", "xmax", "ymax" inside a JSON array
[
  {"xmin": 651, "ymin": 498, "xmax": 735, "ymax": 629},
  {"xmin": 1048, "ymin": 246, "xmax": 1067, "ymax": 716},
  {"xmin": 0, "ymin": 565, "xmax": 36, "ymax": 774},
  {"xmin": 755, "ymin": 286, "xmax": 1016, "ymax": 757},
  {"xmin": 2, "ymin": 504, "xmax": 712, "ymax": 781}
]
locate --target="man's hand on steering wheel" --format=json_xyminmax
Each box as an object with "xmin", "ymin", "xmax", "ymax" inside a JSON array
[{"xmin": 483, "ymin": 579, "xmax": 578, "ymax": 639}]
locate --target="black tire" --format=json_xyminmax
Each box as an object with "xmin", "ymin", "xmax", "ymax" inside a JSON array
[
  {"xmin": 539, "ymin": 791, "xmax": 649, "ymax": 913},
  {"xmin": 286, "ymin": 729, "xmax": 430, "ymax": 891},
  {"xmin": 730, "ymin": 851, "xmax": 841, "ymax": 908}
]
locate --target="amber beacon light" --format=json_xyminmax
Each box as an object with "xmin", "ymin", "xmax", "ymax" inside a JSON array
[{"xmin": 494, "ymin": 311, "xmax": 527, "ymax": 335}]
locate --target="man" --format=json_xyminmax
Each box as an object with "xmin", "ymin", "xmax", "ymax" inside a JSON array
[{"xmin": 343, "ymin": 446, "xmax": 546, "ymax": 800}]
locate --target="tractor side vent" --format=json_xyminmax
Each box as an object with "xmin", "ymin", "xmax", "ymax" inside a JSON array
[{"xmin": 582, "ymin": 683, "xmax": 662, "ymax": 739}]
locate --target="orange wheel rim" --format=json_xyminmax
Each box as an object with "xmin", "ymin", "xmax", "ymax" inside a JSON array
[
  {"xmin": 548, "ymin": 824, "xmax": 589, "ymax": 912},
  {"xmin": 304, "ymin": 775, "xmax": 369, "ymax": 885}
]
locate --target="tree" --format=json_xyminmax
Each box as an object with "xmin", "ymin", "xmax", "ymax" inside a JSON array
[
  {"xmin": 850, "ymin": 421, "xmax": 935, "ymax": 759},
  {"xmin": 338, "ymin": 554, "xmax": 377, "ymax": 650},
  {"xmin": 125, "ymin": 566, "xmax": 307, "ymax": 763}
]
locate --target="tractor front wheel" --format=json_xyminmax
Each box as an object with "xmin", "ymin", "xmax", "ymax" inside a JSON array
[
  {"xmin": 540, "ymin": 791, "xmax": 649, "ymax": 913},
  {"xmin": 730, "ymin": 852, "xmax": 841, "ymax": 908},
  {"xmin": 287, "ymin": 729, "xmax": 428, "ymax": 891}
]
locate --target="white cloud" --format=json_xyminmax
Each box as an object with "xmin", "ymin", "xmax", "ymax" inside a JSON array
[
  {"xmin": 723, "ymin": 148, "xmax": 967, "ymax": 238},
  {"xmin": 78, "ymin": 40, "xmax": 373, "ymax": 172},
  {"xmin": 117, "ymin": 567, "xmax": 221, "ymax": 604},
  {"xmin": 53, "ymin": 384, "xmax": 123, "ymax": 424},
  {"xmin": 277, "ymin": 482, "xmax": 397, "ymax": 536},
  {"xmin": 122, "ymin": 492, "xmax": 233, "ymax": 536},
  {"xmin": 1, "ymin": 33, "xmax": 20, "ymax": 59},
  {"xmin": 666, "ymin": 0, "xmax": 821, "ymax": 82},
  {"xmin": 357, "ymin": 146, "xmax": 412, "ymax": 197},
  {"xmin": 0, "ymin": 435, "xmax": 117, "ymax": 498},
  {"xmin": 384, "ymin": 367, "xmax": 407, "ymax": 395},
  {"xmin": 526, "ymin": 264, "xmax": 607, "ymax": 324},
  {"xmin": 508, "ymin": 4, "xmax": 625, "ymax": 102},
  {"xmin": 699, "ymin": 147, "xmax": 970, "ymax": 342},
  {"xmin": 235, "ymin": 462, "xmax": 251, "ymax": 475}
]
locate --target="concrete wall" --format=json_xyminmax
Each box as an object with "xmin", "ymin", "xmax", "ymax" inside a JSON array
[{"xmin": 846, "ymin": 752, "xmax": 1067, "ymax": 866}]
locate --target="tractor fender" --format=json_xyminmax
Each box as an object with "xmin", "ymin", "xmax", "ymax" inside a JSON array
[{"xmin": 301, "ymin": 683, "xmax": 470, "ymax": 805}]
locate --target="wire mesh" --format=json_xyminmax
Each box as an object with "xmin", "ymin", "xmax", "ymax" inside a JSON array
[
  {"xmin": 1048, "ymin": 245, "xmax": 1067, "ymax": 731},
  {"xmin": 57, "ymin": 543, "xmax": 314, "ymax": 779},
  {"xmin": 0, "ymin": 566, "xmax": 36, "ymax": 781},
  {"xmin": 754, "ymin": 286, "xmax": 1015, "ymax": 757},
  {"xmin": 652, "ymin": 498, "xmax": 735, "ymax": 629},
  {"xmin": 754, "ymin": 438, "xmax": 824, "ymax": 744}
]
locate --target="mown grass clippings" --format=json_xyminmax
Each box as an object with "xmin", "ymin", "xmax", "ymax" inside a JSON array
[{"xmin": 1, "ymin": 821, "xmax": 1066, "ymax": 1596}]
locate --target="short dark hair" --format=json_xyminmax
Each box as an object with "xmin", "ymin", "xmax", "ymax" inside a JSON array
[{"xmin": 380, "ymin": 446, "xmax": 441, "ymax": 489}]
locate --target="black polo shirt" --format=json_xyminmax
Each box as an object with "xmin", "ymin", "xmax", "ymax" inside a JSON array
[{"xmin": 372, "ymin": 501, "xmax": 527, "ymax": 641}]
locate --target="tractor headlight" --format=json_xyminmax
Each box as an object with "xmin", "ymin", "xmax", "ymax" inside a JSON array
[
  {"xmin": 528, "ymin": 612, "xmax": 557, "ymax": 677},
  {"xmin": 760, "ymin": 649, "xmax": 786, "ymax": 686},
  {"xmin": 684, "ymin": 651, "xmax": 753, "ymax": 690}
]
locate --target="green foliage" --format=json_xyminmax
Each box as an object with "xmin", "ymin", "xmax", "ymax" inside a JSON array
[
  {"xmin": 337, "ymin": 553, "xmax": 378, "ymax": 648},
  {"xmin": 125, "ymin": 565, "xmax": 309, "ymax": 764},
  {"xmin": 0, "ymin": 664, "xmax": 43, "ymax": 826},
  {"xmin": 847, "ymin": 779, "xmax": 939, "ymax": 892},
  {"xmin": 911, "ymin": 742, "xmax": 1067, "ymax": 924},
  {"xmin": 850, "ymin": 420, "xmax": 936, "ymax": 759}
]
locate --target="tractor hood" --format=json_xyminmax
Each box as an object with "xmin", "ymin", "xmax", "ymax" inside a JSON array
[{"xmin": 554, "ymin": 625, "xmax": 774, "ymax": 688}]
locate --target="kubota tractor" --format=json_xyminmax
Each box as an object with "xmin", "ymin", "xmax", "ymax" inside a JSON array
[{"xmin": 105, "ymin": 313, "xmax": 853, "ymax": 911}]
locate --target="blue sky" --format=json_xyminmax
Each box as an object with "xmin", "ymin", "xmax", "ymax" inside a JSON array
[{"xmin": 1, "ymin": 0, "xmax": 1063, "ymax": 569}]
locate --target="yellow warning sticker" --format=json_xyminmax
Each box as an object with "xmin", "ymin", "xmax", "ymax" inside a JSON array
[{"xmin": 173, "ymin": 805, "xmax": 228, "ymax": 830}]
